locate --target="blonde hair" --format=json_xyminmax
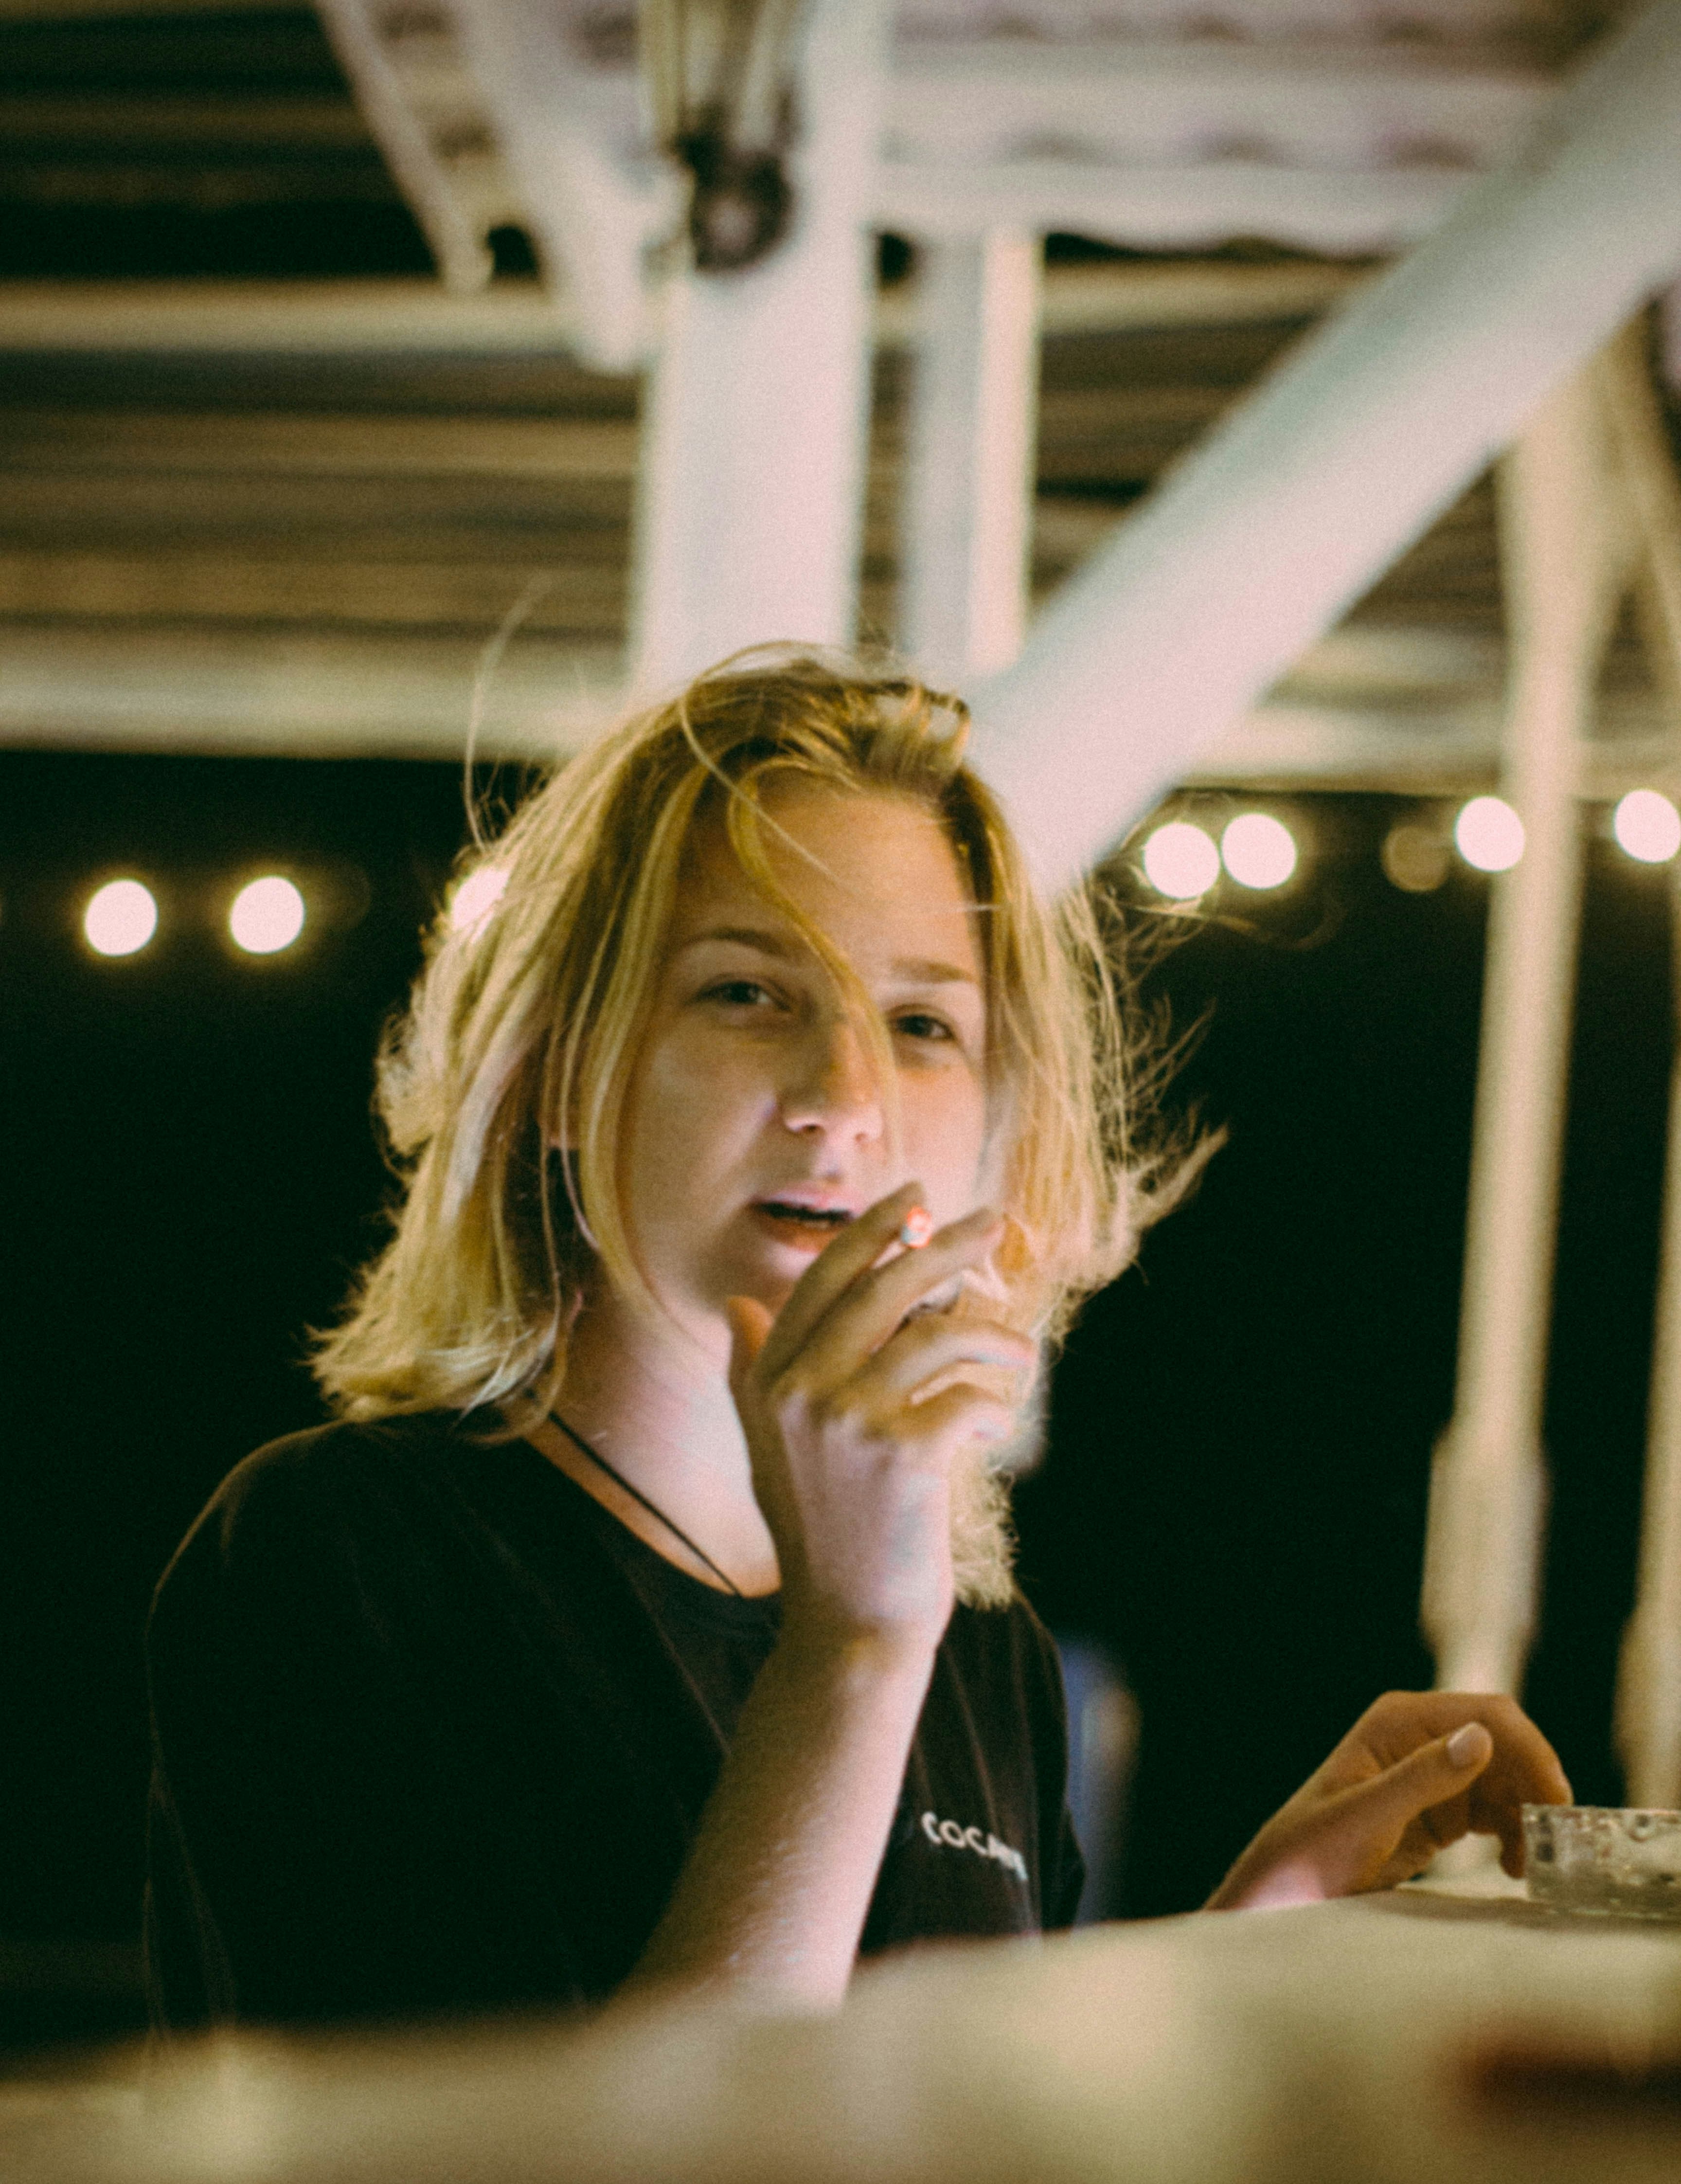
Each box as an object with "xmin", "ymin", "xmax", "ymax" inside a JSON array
[{"xmin": 314, "ymin": 647, "xmax": 1167, "ymax": 1605}]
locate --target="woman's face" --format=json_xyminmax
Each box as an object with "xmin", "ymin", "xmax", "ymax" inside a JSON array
[{"xmin": 619, "ymin": 784, "xmax": 992, "ymax": 1355}]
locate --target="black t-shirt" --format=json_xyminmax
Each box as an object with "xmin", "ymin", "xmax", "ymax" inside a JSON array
[{"xmin": 145, "ymin": 1413, "xmax": 1083, "ymax": 2028}]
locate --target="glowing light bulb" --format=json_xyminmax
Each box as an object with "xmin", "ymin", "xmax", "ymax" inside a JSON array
[
  {"xmin": 1381, "ymin": 823, "xmax": 1449, "ymax": 895},
  {"xmin": 229, "ymin": 875, "xmax": 305, "ymax": 955},
  {"xmin": 1220, "ymin": 812, "xmax": 1297, "ymax": 889},
  {"xmin": 1613, "ymin": 789, "xmax": 1681, "ymax": 865},
  {"xmin": 1454, "ymin": 796, "xmax": 1524, "ymax": 874},
  {"xmin": 84, "ymin": 878, "xmax": 158, "ymax": 957},
  {"xmin": 448, "ymin": 864, "xmax": 509, "ymax": 934},
  {"xmin": 1142, "ymin": 822, "xmax": 1220, "ymax": 902}
]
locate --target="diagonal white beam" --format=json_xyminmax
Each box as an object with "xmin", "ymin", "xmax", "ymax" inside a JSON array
[{"xmin": 964, "ymin": 0, "xmax": 1681, "ymax": 894}]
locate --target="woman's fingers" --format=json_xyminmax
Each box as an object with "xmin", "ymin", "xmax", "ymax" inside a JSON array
[
  {"xmin": 1325, "ymin": 1725, "xmax": 1495, "ymax": 1890},
  {"xmin": 881, "ymin": 1382, "xmax": 1018, "ymax": 1464},
  {"xmin": 753, "ymin": 1183, "xmax": 926, "ymax": 1377},
  {"xmin": 788, "ymin": 1206, "xmax": 1007, "ymax": 1388},
  {"xmin": 1357, "ymin": 1691, "xmax": 1571, "ymax": 1799},
  {"xmin": 729, "ymin": 1187, "xmax": 1020, "ymax": 1650},
  {"xmin": 846, "ymin": 1311, "xmax": 1035, "ymax": 1408},
  {"xmin": 1347, "ymin": 1691, "xmax": 1572, "ymax": 1877},
  {"xmin": 1227, "ymin": 1727, "xmax": 1496, "ymax": 1907},
  {"xmin": 1216, "ymin": 1692, "xmax": 1571, "ymax": 1910}
]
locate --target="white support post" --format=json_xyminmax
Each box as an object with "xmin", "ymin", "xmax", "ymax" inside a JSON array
[
  {"xmin": 1420, "ymin": 365, "xmax": 1620, "ymax": 1704},
  {"xmin": 900, "ymin": 231, "xmax": 1042, "ymax": 684},
  {"xmin": 1603, "ymin": 328, "xmax": 1681, "ymax": 1806},
  {"xmin": 629, "ymin": 0, "xmax": 889, "ymax": 695},
  {"xmin": 1620, "ymin": 958, "xmax": 1681, "ymax": 1807},
  {"xmin": 963, "ymin": 0, "xmax": 1681, "ymax": 894},
  {"xmin": 1660, "ymin": 285, "xmax": 1681, "ymax": 397}
]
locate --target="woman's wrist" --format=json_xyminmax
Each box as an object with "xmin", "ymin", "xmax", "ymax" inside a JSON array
[{"xmin": 773, "ymin": 1607, "xmax": 942, "ymax": 1693}]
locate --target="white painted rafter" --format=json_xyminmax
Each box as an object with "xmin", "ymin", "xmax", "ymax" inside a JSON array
[
  {"xmin": 326, "ymin": 3, "xmax": 1583, "ymax": 367},
  {"xmin": 896, "ymin": 1, "xmax": 1584, "ymax": 39},
  {"xmin": 879, "ymin": 162, "xmax": 1471, "ymax": 255},
  {"xmin": 0, "ymin": 258, "xmax": 1371, "ymax": 355},
  {"xmin": 884, "ymin": 37, "xmax": 1548, "ymax": 173}
]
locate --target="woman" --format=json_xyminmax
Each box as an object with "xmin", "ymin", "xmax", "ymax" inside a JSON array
[{"xmin": 145, "ymin": 650, "xmax": 1569, "ymax": 2030}]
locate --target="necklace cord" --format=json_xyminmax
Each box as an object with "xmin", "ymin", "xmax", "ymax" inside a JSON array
[{"xmin": 545, "ymin": 1410, "xmax": 746, "ymax": 1600}]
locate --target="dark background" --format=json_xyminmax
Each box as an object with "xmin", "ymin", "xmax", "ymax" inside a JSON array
[{"xmin": 2, "ymin": 751, "xmax": 1668, "ymax": 2018}]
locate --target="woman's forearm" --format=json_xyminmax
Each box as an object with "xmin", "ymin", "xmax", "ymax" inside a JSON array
[{"xmin": 621, "ymin": 1626, "xmax": 936, "ymax": 2011}]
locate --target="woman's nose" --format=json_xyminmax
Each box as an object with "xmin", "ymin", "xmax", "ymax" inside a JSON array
[{"xmin": 779, "ymin": 1016, "xmax": 883, "ymax": 1143}]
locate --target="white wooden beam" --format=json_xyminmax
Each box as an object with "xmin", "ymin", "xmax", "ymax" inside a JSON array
[
  {"xmin": 1603, "ymin": 326, "xmax": 1681, "ymax": 1808},
  {"xmin": 900, "ymin": 231, "xmax": 1041, "ymax": 683},
  {"xmin": 884, "ymin": 36, "xmax": 1548, "ymax": 176},
  {"xmin": 0, "ymin": 623, "xmax": 619, "ymax": 758},
  {"xmin": 0, "ymin": 261, "xmax": 1372, "ymax": 359},
  {"xmin": 0, "ymin": 279, "xmax": 582, "ymax": 355},
  {"xmin": 1620, "ymin": 918, "xmax": 1681, "ymax": 1809},
  {"xmin": 303, "ymin": 14, "xmax": 1571, "ymax": 374},
  {"xmin": 878, "ymin": 161, "xmax": 1472, "ymax": 257},
  {"xmin": 965, "ymin": 0, "xmax": 1681, "ymax": 895},
  {"xmin": 16, "ymin": 616, "xmax": 1681, "ymax": 780},
  {"xmin": 629, "ymin": 0, "xmax": 889, "ymax": 693},
  {"xmin": 1661, "ymin": 285, "xmax": 1681, "ymax": 394},
  {"xmin": 1420, "ymin": 364, "xmax": 1621, "ymax": 1706}
]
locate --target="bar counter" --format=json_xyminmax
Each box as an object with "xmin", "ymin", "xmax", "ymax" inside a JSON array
[{"xmin": 8, "ymin": 1885, "xmax": 1679, "ymax": 2184}]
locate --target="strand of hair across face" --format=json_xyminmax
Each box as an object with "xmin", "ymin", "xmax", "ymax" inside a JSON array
[{"xmin": 545, "ymin": 1411, "xmax": 746, "ymax": 1599}]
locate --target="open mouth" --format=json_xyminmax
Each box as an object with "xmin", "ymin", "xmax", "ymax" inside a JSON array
[{"xmin": 754, "ymin": 1200, "xmax": 853, "ymax": 1231}]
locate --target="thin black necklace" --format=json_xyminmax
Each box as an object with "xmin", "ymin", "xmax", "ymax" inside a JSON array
[{"xmin": 545, "ymin": 1409, "xmax": 745, "ymax": 1599}]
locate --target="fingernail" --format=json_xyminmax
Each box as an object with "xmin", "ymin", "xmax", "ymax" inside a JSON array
[
  {"xmin": 899, "ymin": 1207, "xmax": 934, "ymax": 1249},
  {"xmin": 1448, "ymin": 1724, "xmax": 1488, "ymax": 1768}
]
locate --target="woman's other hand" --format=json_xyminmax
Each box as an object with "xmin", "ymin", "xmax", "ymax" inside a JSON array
[
  {"xmin": 726, "ymin": 1182, "xmax": 1033, "ymax": 1662},
  {"xmin": 1206, "ymin": 1690, "xmax": 1574, "ymax": 1910}
]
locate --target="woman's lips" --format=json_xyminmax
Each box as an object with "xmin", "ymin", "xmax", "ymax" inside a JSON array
[{"xmin": 750, "ymin": 1200, "xmax": 854, "ymax": 1253}]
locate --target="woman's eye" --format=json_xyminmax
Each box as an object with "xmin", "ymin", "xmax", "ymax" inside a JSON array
[
  {"xmin": 703, "ymin": 978, "xmax": 776, "ymax": 1008},
  {"xmin": 893, "ymin": 1011, "xmax": 955, "ymax": 1044}
]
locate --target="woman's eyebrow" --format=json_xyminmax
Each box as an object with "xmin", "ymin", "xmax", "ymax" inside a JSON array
[
  {"xmin": 677, "ymin": 927, "xmax": 977, "ymax": 986},
  {"xmin": 889, "ymin": 957, "xmax": 980, "ymax": 988},
  {"xmin": 677, "ymin": 924, "xmax": 799, "ymax": 960}
]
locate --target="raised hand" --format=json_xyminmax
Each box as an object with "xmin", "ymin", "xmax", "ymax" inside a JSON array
[
  {"xmin": 1207, "ymin": 1690, "xmax": 1574, "ymax": 1910},
  {"xmin": 726, "ymin": 1181, "xmax": 1034, "ymax": 1659}
]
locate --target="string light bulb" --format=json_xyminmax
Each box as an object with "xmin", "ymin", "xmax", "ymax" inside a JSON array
[
  {"xmin": 1142, "ymin": 822, "xmax": 1220, "ymax": 902},
  {"xmin": 229, "ymin": 876, "xmax": 305, "ymax": 955},
  {"xmin": 83, "ymin": 879, "xmax": 158, "ymax": 958},
  {"xmin": 1454, "ymin": 796, "xmax": 1525, "ymax": 874},
  {"xmin": 1220, "ymin": 812, "xmax": 1298, "ymax": 889},
  {"xmin": 1613, "ymin": 789, "xmax": 1681, "ymax": 865}
]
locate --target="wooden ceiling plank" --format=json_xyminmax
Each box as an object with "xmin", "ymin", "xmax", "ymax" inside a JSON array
[
  {"xmin": 0, "ymin": 408, "xmax": 638, "ymax": 478},
  {"xmin": 0, "ymin": 548, "xmax": 626, "ymax": 629}
]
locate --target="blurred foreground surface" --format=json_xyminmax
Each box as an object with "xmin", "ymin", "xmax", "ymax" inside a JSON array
[{"xmin": 5, "ymin": 1891, "xmax": 1680, "ymax": 2184}]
